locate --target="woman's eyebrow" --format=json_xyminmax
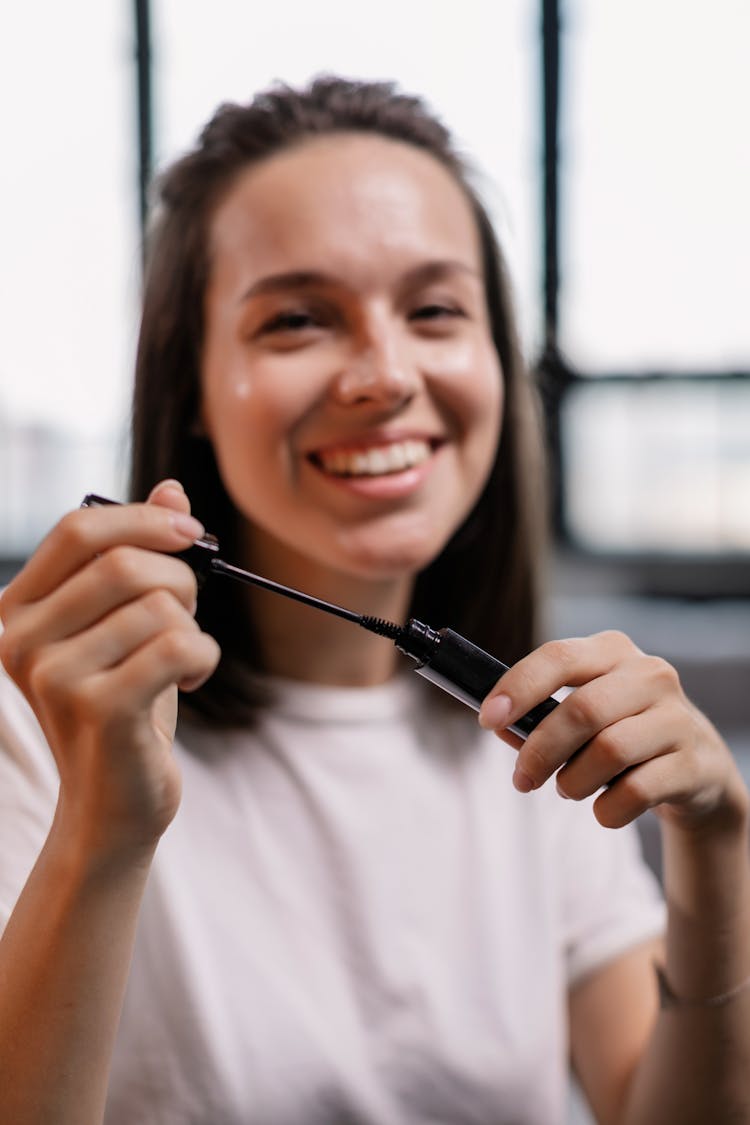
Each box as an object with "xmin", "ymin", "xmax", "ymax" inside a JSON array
[
  {"xmin": 237, "ymin": 260, "xmax": 481, "ymax": 306},
  {"xmin": 399, "ymin": 260, "xmax": 481, "ymax": 290},
  {"xmin": 238, "ymin": 271, "xmax": 336, "ymax": 304}
]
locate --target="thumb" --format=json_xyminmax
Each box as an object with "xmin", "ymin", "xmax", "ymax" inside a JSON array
[{"xmin": 147, "ymin": 478, "xmax": 192, "ymax": 516}]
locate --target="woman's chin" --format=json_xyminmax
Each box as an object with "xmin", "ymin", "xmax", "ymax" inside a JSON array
[{"xmin": 331, "ymin": 529, "xmax": 446, "ymax": 583}]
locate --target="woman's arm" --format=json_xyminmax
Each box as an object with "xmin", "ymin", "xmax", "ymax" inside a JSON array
[
  {"xmin": 569, "ymin": 808, "xmax": 750, "ymax": 1125},
  {"xmin": 479, "ymin": 631, "xmax": 750, "ymax": 1124},
  {"xmin": 620, "ymin": 810, "xmax": 750, "ymax": 1125},
  {"xmin": 0, "ymin": 813, "xmax": 158, "ymax": 1123},
  {"xmin": 0, "ymin": 484, "xmax": 220, "ymax": 1125}
]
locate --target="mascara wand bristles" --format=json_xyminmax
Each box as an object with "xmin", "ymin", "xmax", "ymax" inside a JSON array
[{"xmin": 358, "ymin": 615, "xmax": 404, "ymax": 641}]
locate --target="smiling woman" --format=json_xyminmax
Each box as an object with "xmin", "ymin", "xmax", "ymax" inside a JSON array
[
  {"xmin": 0, "ymin": 75, "xmax": 749, "ymax": 1125},
  {"xmin": 130, "ymin": 84, "xmax": 543, "ymax": 720}
]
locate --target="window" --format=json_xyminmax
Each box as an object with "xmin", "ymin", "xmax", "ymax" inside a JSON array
[
  {"xmin": 0, "ymin": 2, "xmax": 138, "ymax": 562},
  {"xmin": 553, "ymin": 0, "xmax": 750, "ymax": 575}
]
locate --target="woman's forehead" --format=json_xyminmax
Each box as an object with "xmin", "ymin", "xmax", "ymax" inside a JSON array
[{"xmin": 206, "ymin": 133, "xmax": 482, "ymax": 287}]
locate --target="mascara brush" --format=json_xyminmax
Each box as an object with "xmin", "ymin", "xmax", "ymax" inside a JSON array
[{"xmin": 81, "ymin": 495, "xmax": 558, "ymax": 739}]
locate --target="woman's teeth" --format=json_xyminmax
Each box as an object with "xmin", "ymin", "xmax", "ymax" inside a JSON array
[{"xmin": 316, "ymin": 439, "xmax": 432, "ymax": 477}]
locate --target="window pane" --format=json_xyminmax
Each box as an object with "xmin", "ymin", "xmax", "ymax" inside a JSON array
[
  {"xmin": 559, "ymin": 1, "xmax": 750, "ymax": 373},
  {"xmin": 562, "ymin": 380, "xmax": 750, "ymax": 553},
  {"xmin": 153, "ymin": 0, "xmax": 542, "ymax": 355},
  {"xmin": 0, "ymin": 3, "xmax": 139, "ymax": 556}
]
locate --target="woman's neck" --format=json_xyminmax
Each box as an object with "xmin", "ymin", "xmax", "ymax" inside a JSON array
[{"xmin": 242, "ymin": 562, "xmax": 414, "ymax": 687}]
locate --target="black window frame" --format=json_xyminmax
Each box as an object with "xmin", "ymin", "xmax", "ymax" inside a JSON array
[{"xmin": 536, "ymin": 0, "xmax": 750, "ymax": 599}]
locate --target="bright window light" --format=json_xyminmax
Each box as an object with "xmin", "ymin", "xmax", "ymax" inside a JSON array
[
  {"xmin": 562, "ymin": 379, "xmax": 750, "ymax": 553},
  {"xmin": 559, "ymin": 0, "xmax": 750, "ymax": 373},
  {"xmin": 0, "ymin": 3, "xmax": 138, "ymax": 553}
]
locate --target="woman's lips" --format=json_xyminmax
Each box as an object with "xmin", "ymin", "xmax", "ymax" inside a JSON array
[
  {"xmin": 308, "ymin": 437, "xmax": 439, "ymax": 478},
  {"xmin": 306, "ymin": 436, "xmax": 445, "ymax": 498}
]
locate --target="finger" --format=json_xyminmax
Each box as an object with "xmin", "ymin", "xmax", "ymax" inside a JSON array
[
  {"xmin": 1, "ymin": 549, "xmax": 199, "ymax": 684},
  {"xmin": 554, "ymin": 705, "xmax": 677, "ymax": 801},
  {"xmin": 0, "ymin": 502, "xmax": 205, "ymax": 620},
  {"xmin": 479, "ymin": 631, "xmax": 639, "ymax": 732},
  {"xmin": 26, "ymin": 589, "xmax": 203, "ymax": 698},
  {"xmin": 491, "ymin": 728, "xmax": 525, "ymax": 753},
  {"xmin": 591, "ymin": 753, "xmax": 697, "ymax": 829},
  {"xmin": 91, "ymin": 626, "xmax": 221, "ymax": 716},
  {"xmin": 513, "ymin": 657, "xmax": 675, "ymax": 792},
  {"xmin": 62, "ymin": 627, "xmax": 221, "ymax": 735}
]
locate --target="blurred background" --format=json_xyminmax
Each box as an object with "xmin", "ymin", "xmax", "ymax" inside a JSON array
[{"xmin": 1, "ymin": 4, "xmax": 748, "ymax": 1114}]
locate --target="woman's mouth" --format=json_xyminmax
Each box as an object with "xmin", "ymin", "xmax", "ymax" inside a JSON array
[{"xmin": 309, "ymin": 438, "xmax": 437, "ymax": 478}]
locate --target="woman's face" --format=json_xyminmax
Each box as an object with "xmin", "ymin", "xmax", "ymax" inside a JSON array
[{"xmin": 200, "ymin": 133, "xmax": 503, "ymax": 591}]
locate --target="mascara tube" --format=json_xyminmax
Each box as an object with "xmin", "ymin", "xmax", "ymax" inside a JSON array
[{"xmin": 395, "ymin": 619, "xmax": 559, "ymax": 738}]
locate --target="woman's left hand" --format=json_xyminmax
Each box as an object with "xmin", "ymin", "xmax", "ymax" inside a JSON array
[{"xmin": 478, "ymin": 630, "xmax": 749, "ymax": 833}]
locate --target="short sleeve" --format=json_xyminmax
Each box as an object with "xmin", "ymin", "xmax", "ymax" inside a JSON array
[
  {"xmin": 0, "ymin": 669, "xmax": 59, "ymax": 930},
  {"xmin": 555, "ymin": 797, "xmax": 666, "ymax": 985}
]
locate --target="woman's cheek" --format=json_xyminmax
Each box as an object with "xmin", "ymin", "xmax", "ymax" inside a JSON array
[
  {"xmin": 249, "ymin": 343, "xmax": 344, "ymax": 407},
  {"xmin": 428, "ymin": 334, "xmax": 501, "ymax": 395},
  {"xmin": 437, "ymin": 351, "xmax": 503, "ymax": 461}
]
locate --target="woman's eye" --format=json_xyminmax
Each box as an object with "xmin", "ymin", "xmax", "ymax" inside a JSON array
[
  {"xmin": 261, "ymin": 310, "xmax": 318, "ymax": 334},
  {"xmin": 410, "ymin": 303, "xmax": 464, "ymax": 322}
]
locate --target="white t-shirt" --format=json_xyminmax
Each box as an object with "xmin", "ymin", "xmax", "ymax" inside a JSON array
[{"xmin": 0, "ymin": 669, "xmax": 665, "ymax": 1124}]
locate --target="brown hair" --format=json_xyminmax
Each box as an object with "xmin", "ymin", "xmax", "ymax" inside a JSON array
[{"xmin": 130, "ymin": 76, "xmax": 547, "ymax": 725}]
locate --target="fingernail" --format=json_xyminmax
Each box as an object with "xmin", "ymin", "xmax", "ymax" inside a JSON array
[
  {"xmin": 513, "ymin": 765, "xmax": 537, "ymax": 793},
  {"xmin": 555, "ymin": 776, "xmax": 570, "ymax": 799},
  {"xmin": 170, "ymin": 512, "xmax": 205, "ymax": 539},
  {"xmin": 479, "ymin": 693, "xmax": 512, "ymax": 730},
  {"xmin": 149, "ymin": 479, "xmax": 186, "ymax": 501}
]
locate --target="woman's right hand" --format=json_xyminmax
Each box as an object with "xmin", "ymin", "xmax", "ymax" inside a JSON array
[{"xmin": 0, "ymin": 480, "xmax": 221, "ymax": 865}]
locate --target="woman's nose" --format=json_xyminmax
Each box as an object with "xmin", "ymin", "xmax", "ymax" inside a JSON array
[{"xmin": 329, "ymin": 334, "xmax": 418, "ymax": 408}]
